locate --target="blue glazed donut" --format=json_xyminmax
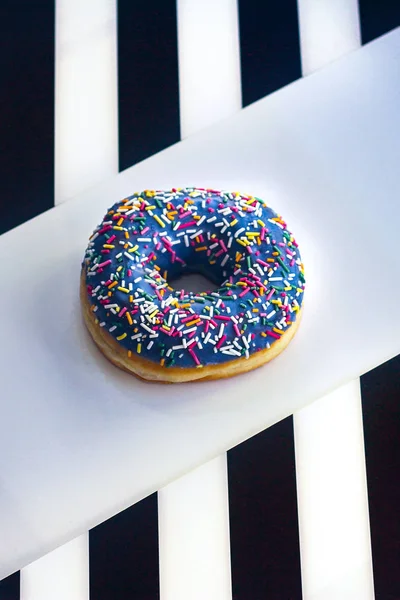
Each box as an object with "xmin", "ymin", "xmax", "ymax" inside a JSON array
[{"xmin": 82, "ymin": 187, "xmax": 305, "ymax": 381}]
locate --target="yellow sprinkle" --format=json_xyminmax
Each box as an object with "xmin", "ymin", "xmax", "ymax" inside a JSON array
[
  {"xmin": 126, "ymin": 312, "xmax": 133, "ymax": 325},
  {"xmin": 117, "ymin": 286, "xmax": 129, "ymax": 293},
  {"xmin": 117, "ymin": 332, "xmax": 127, "ymax": 341},
  {"xmin": 125, "ymin": 231, "xmax": 130, "ymax": 239},
  {"xmin": 252, "ymin": 308, "xmax": 259, "ymax": 313},
  {"xmin": 185, "ymin": 319, "xmax": 201, "ymax": 327},
  {"xmin": 154, "ymin": 264, "xmax": 160, "ymax": 271},
  {"xmin": 149, "ymin": 309, "xmax": 158, "ymax": 320},
  {"xmin": 113, "ymin": 226, "xmax": 123, "ymax": 231},
  {"xmin": 103, "ymin": 244, "xmax": 115, "ymax": 249},
  {"xmin": 153, "ymin": 214, "xmax": 165, "ymax": 228},
  {"xmin": 195, "ymin": 246, "xmax": 207, "ymax": 251},
  {"xmin": 108, "ymin": 281, "xmax": 118, "ymax": 289},
  {"xmin": 95, "ymin": 318, "xmax": 99, "ymax": 324},
  {"xmin": 257, "ymin": 219, "xmax": 265, "ymax": 226},
  {"xmin": 145, "ymin": 205, "xmax": 156, "ymax": 211},
  {"xmin": 129, "ymin": 295, "xmax": 133, "ymax": 303},
  {"xmin": 236, "ymin": 239, "xmax": 247, "ymax": 247},
  {"xmin": 137, "ymin": 343, "xmax": 142, "ymax": 353},
  {"xmin": 128, "ymin": 245, "xmax": 139, "ymax": 253},
  {"xmin": 117, "ymin": 266, "xmax": 123, "ymax": 272},
  {"xmin": 273, "ymin": 328, "xmax": 283, "ymax": 335},
  {"xmin": 160, "ymin": 358, "xmax": 165, "ymax": 367},
  {"xmin": 128, "ymin": 350, "xmax": 132, "ymax": 358},
  {"xmin": 246, "ymin": 232, "xmax": 258, "ymax": 237},
  {"xmin": 117, "ymin": 217, "xmax": 124, "ymax": 226},
  {"xmin": 261, "ymin": 332, "xmax": 267, "ymax": 337},
  {"xmin": 284, "ymin": 286, "xmax": 292, "ymax": 291},
  {"xmin": 230, "ymin": 219, "xmax": 238, "ymax": 227},
  {"xmin": 297, "ymin": 287, "xmax": 304, "ymax": 293}
]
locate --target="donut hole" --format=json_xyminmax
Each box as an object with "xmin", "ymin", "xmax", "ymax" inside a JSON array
[{"xmin": 169, "ymin": 272, "xmax": 219, "ymax": 294}]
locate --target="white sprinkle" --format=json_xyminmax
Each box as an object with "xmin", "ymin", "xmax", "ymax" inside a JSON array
[
  {"xmin": 235, "ymin": 227, "xmax": 245, "ymax": 238},
  {"xmin": 147, "ymin": 341, "xmax": 154, "ymax": 350},
  {"xmin": 221, "ymin": 254, "xmax": 229, "ymax": 267}
]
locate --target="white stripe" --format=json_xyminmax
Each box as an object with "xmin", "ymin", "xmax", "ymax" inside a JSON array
[
  {"xmin": 158, "ymin": 457, "xmax": 232, "ymax": 600},
  {"xmin": 158, "ymin": 3, "xmax": 239, "ymax": 597},
  {"xmin": 294, "ymin": 382, "xmax": 374, "ymax": 599},
  {"xmin": 295, "ymin": 3, "xmax": 374, "ymax": 597},
  {"xmin": 55, "ymin": 0, "xmax": 118, "ymax": 204},
  {"xmin": 20, "ymin": 536, "xmax": 89, "ymax": 600},
  {"xmin": 177, "ymin": 0, "xmax": 241, "ymax": 139},
  {"xmin": 297, "ymin": 0, "xmax": 361, "ymax": 76}
]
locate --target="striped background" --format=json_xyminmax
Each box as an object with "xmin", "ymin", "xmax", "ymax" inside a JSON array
[{"xmin": 0, "ymin": 1, "xmax": 399, "ymax": 599}]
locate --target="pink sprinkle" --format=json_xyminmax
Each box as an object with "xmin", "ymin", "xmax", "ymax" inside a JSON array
[
  {"xmin": 141, "ymin": 226, "xmax": 150, "ymax": 235},
  {"xmin": 178, "ymin": 221, "xmax": 197, "ymax": 229},
  {"xmin": 205, "ymin": 320, "xmax": 210, "ymax": 334},
  {"xmin": 216, "ymin": 335, "xmax": 227, "ymax": 349},
  {"xmin": 266, "ymin": 330, "xmax": 280, "ymax": 339},
  {"xmin": 266, "ymin": 288, "xmax": 275, "ymax": 301},
  {"xmin": 97, "ymin": 225, "xmax": 112, "ymax": 235},
  {"xmin": 108, "ymin": 234, "xmax": 116, "ymax": 243},
  {"xmin": 233, "ymin": 323, "xmax": 241, "ymax": 337},
  {"xmin": 239, "ymin": 287, "xmax": 250, "ymax": 298},
  {"xmin": 97, "ymin": 260, "xmax": 112, "ymax": 268},
  {"xmin": 219, "ymin": 240, "xmax": 228, "ymax": 252},
  {"xmin": 188, "ymin": 349, "xmax": 200, "ymax": 365},
  {"xmin": 290, "ymin": 258, "xmax": 295, "ymax": 267},
  {"xmin": 260, "ymin": 228, "xmax": 266, "ymax": 241},
  {"xmin": 214, "ymin": 315, "xmax": 231, "ymax": 321},
  {"xmin": 119, "ymin": 307, "xmax": 127, "ymax": 318},
  {"xmin": 181, "ymin": 315, "xmax": 197, "ymax": 323},
  {"xmin": 257, "ymin": 259, "xmax": 269, "ymax": 267}
]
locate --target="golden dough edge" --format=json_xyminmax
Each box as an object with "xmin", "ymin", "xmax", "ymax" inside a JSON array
[{"xmin": 80, "ymin": 272, "xmax": 302, "ymax": 383}]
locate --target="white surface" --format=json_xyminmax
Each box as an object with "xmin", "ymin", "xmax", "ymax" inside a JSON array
[
  {"xmin": 158, "ymin": 457, "xmax": 232, "ymax": 600},
  {"xmin": 294, "ymin": 382, "xmax": 374, "ymax": 600},
  {"xmin": 20, "ymin": 537, "xmax": 89, "ymax": 600},
  {"xmin": 55, "ymin": 0, "xmax": 118, "ymax": 204},
  {"xmin": 297, "ymin": 0, "xmax": 361, "ymax": 76},
  {"xmin": 294, "ymin": 7, "xmax": 373, "ymax": 598},
  {"xmin": 0, "ymin": 29, "xmax": 400, "ymax": 578},
  {"xmin": 177, "ymin": 0, "xmax": 241, "ymax": 138}
]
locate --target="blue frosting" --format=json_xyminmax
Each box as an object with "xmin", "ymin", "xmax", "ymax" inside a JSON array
[{"xmin": 83, "ymin": 188, "xmax": 305, "ymax": 368}]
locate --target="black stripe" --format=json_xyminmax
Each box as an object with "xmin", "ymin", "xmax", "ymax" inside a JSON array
[
  {"xmin": 89, "ymin": 494, "xmax": 159, "ymax": 600},
  {"xmin": 228, "ymin": 417, "xmax": 302, "ymax": 600},
  {"xmin": 237, "ymin": 0, "xmax": 302, "ymax": 108},
  {"xmin": 0, "ymin": 572, "xmax": 20, "ymax": 600},
  {"xmin": 359, "ymin": 0, "xmax": 400, "ymax": 45},
  {"xmin": 361, "ymin": 354, "xmax": 400, "ymax": 600},
  {"xmin": 0, "ymin": 0, "xmax": 54, "ymax": 236},
  {"xmin": 117, "ymin": 0, "xmax": 180, "ymax": 172}
]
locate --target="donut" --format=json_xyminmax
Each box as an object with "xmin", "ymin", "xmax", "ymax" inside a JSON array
[{"xmin": 81, "ymin": 188, "xmax": 305, "ymax": 383}]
